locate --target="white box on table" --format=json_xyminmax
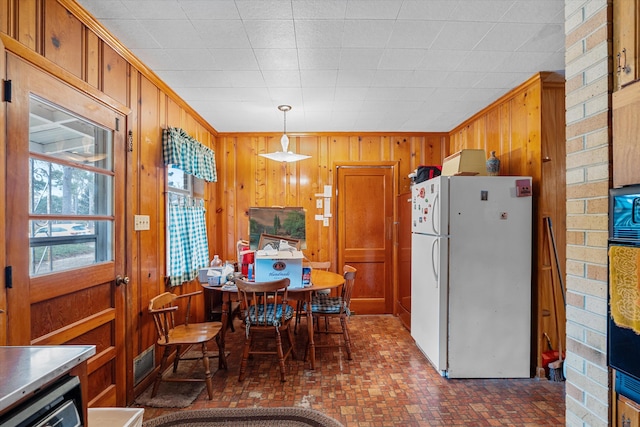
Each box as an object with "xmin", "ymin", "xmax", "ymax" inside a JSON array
[
  {"xmin": 198, "ymin": 267, "xmax": 224, "ymax": 286},
  {"xmin": 255, "ymin": 250, "xmax": 303, "ymax": 288}
]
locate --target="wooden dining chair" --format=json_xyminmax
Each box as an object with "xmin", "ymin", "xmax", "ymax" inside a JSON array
[
  {"xmin": 148, "ymin": 290, "xmax": 223, "ymax": 400},
  {"xmin": 295, "ymin": 261, "xmax": 331, "ymax": 334},
  {"xmin": 306, "ymin": 265, "xmax": 357, "ymax": 360},
  {"xmin": 235, "ymin": 277, "xmax": 297, "ymax": 382}
]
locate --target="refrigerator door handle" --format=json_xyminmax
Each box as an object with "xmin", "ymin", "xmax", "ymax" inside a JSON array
[
  {"xmin": 431, "ymin": 238, "xmax": 439, "ymax": 286},
  {"xmin": 432, "ymin": 193, "xmax": 440, "ymax": 235}
]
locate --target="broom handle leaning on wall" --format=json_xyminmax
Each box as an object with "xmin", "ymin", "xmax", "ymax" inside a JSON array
[
  {"xmin": 545, "ymin": 217, "xmax": 563, "ymax": 363},
  {"xmin": 547, "ymin": 217, "xmax": 566, "ymax": 306}
]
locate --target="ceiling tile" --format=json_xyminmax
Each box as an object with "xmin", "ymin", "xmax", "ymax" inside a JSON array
[
  {"xmin": 180, "ymin": 0, "xmax": 241, "ymax": 19},
  {"xmin": 254, "ymin": 48, "xmax": 299, "ymax": 70},
  {"xmin": 244, "ymin": 20, "xmax": 296, "ymax": 49},
  {"xmin": 192, "ymin": 20, "xmax": 252, "ymax": 48},
  {"xmin": 295, "ymin": 21, "xmax": 345, "ymax": 48},
  {"xmin": 211, "ymin": 48, "xmax": 259, "ymax": 70},
  {"xmin": 235, "ymin": 0, "xmax": 293, "ymax": 19},
  {"xmin": 342, "ymin": 20, "xmax": 395, "ymax": 48},
  {"xmin": 338, "ymin": 48, "xmax": 384, "ymax": 70},
  {"xmin": 387, "ymin": 20, "xmax": 445, "ymax": 49},
  {"xmin": 297, "ymin": 48, "xmax": 342, "ymax": 69},
  {"xmin": 397, "ymin": 1, "xmax": 459, "ymax": 20},
  {"xmin": 345, "ymin": 0, "xmax": 403, "ymax": 19},
  {"xmin": 430, "ymin": 21, "xmax": 495, "ymax": 51}
]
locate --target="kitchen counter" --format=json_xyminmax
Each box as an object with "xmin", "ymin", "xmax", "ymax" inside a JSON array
[{"xmin": 0, "ymin": 345, "xmax": 95, "ymax": 413}]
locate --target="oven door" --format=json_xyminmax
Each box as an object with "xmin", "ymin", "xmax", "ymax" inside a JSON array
[
  {"xmin": 2, "ymin": 376, "xmax": 83, "ymax": 427},
  {"xmin": 609, "ymin": 185, "xmax": 640, "ymax": 398}
]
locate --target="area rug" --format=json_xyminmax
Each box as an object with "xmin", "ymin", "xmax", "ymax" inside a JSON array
[
  {"xmin": 135, "ymin": 352, "xmax": 226, "ymax": 408},
  {"xmin": 142, "ymin": 407, "xmax": 344, "ymax": 427}
]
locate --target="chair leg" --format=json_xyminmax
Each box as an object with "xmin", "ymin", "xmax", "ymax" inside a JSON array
[
  {"xmin": 275, "ymin": 329, "xmax": 286, "ymax": 382},
  {"xmin": 238, "ymin": 333, "xmax": 252, "ymax": 382},
  {"xmin": 216, "ymin": 334, "xmax": 227, "ymax": 370},
  {"xmin": 341, "ymin": 317, "xmax": 352, "ymax": 360},
  {"xmin": 294, "ymin": 300, "xmax": 303, "ymax": 334},
  {"xmin": 172, "ymin": 344, "xmax": 182, "ymax": 372},
  {"xmin": 286, "ymin": 324, "xmax": 297, "ymax": 360},
  {"xmin": 151, "ymin": 346, "xmax": 171, "ymax": 398},
  {"xmin": 199, "ymin": 342, "xmax": 214, "ymax": 400}
]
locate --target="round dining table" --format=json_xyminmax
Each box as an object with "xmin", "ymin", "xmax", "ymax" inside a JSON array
[{"xmin": 201, "ymin": 269, "xmax": 345, "ymax": 370}]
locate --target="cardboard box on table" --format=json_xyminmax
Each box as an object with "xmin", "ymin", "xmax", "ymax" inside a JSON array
[{"xmin": 255, "ymin": 250, "xmax": 303, "ymax": 288}]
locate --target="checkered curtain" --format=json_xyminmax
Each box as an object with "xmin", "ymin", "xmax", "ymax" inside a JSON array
[
  {"xmin": 163, "ymin": 127, "xmax": 217, "ymax": 182},
  {"xmin": 167, "ymin": 202, "xmax": 210, "ymax": 286}
]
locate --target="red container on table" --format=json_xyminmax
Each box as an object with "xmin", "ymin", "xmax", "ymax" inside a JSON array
[{"xmin": 241, "ymin": 251, "xmax": 255, "ymax": 277}]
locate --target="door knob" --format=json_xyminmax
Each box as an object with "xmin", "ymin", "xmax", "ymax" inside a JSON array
[{"xmin": 115, "ymin": 275, "xmax": 130, "ymax": 286}]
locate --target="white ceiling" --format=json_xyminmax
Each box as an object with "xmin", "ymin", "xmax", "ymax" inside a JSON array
[{"xmin": 75, "ymin": 0, "xmax": 565, "ymax": 134}]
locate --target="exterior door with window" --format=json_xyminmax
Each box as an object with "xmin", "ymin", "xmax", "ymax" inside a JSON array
[{"xmin": 5, "ymin": 55, "xmax": 127, "ymax": 406}]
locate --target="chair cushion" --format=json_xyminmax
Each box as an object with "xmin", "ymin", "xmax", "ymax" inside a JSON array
[
  {"xmin": 307, "ymin": 295, "xmax": 349, "ymax": 315},
  {"xmin": 245, "ymin": 303, "xmax": 294, "ymax": 326}
]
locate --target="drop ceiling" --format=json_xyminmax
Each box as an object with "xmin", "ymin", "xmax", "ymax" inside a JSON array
[{"xmin": 75, "ymin": 0, "xmax": 565, "ymax": 134}]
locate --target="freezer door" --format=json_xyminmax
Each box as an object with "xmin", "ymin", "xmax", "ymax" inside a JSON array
[
  {"xmin": 411, "ymin": 176, "xmax": 448, "ymax": 236},
  {"xmin": 446, "ymin": 176, "xmax": 532, "ymax": 378},
  {"xmin": 411, "ymin": 233, "xmax": 448, "ymax": 374}
]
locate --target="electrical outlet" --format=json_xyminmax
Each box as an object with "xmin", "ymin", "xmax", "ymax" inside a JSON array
[
  {"xmin": 516, "ymin": 179, "xmax": 532, "ymax": 197},
  {"xmin": 316, "ymin": 198, "xmax": 323, "ymax": 209},
  {"xmin": 323, "ymin": 218, "xmax": 329, "ymax": 227},
  {"xmin": 134, "ymin": 215, "xmax": 150, "ymax": 231}
]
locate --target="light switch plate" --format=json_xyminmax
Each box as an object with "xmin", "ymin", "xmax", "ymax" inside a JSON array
[
  {"xmin": 134, "ymin": 215, "xmax": 150, "ymax": 231},
  {"xmin": 316, "ymin": 198, "xmax": 323, "ymax": 209}
]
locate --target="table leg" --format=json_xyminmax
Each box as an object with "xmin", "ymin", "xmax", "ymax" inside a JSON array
[
  {"xmin": 306, "ymin": 291, "xmax": 315, "ymax": 369},
  {"xmin": 218, "ymin": 293, "xmax": 229, "ymax": 370}
]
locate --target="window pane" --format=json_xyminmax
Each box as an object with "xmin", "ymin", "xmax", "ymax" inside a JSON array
[
  {"xmin": 29, "ymin": 220, "xmax": 113, "ymax": 275},
  {"xmin": 167, "ymin": 165, "xmax": 191, "ymax": 192},
  {"xmin": 29, "ymin": 97, "xmax": 112, "ymax": 171},
  {"xmin": 29, "ymin": 159, "xmax": 112, "ymax": 216}
]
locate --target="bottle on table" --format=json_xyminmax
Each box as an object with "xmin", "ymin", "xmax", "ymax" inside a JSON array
[{"xmin": 211, "ymin": 254, "xmax": 223, "ymax": 267}]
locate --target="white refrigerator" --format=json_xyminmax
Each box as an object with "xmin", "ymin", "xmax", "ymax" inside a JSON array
[{"xmin": 410, "ymin": 175, "xmax": 532, "ymax": 378}]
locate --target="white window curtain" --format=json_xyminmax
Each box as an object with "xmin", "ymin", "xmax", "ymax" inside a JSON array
[{"xmin": 167, "ymin": 198, "xmax": 209, "ymax": 286}]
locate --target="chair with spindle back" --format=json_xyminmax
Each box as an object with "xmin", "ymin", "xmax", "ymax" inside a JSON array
[
  {"xmin": 305, "ymin": 265, "xmax": 357, "ymax": 360},
  {"xmin": 148, "ymin": 290, "xmax": 223, "ymax": 400},
  {"xmin": 295, "ymin": 261, "xmax": 331, "ymax": 334},
  {"xmin": 235, "ymin": 277, "xmax": 296, "ymax": 382}
]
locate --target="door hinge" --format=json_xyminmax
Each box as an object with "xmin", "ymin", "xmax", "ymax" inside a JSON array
[
  {"xmin": 5, "ymin": 266, "xmax": 12, "ymax": 288},
  {"xmin": 128, "ymin": 130, "xmax": 133, "ymax": 152},
  {"xmin": 3, "ymin": 80, "xmax": 11, "ymax": 102},
  {"xmin": 115, "ymin": 117, "xmax": 120, "ymax": 131}
]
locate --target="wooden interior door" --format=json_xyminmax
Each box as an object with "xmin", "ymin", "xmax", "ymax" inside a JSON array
[
  {"xmin": 5, "ymin": 54, "xmax": 127, "ymax": 406},
  {"xmin": 337, "ymin": 163, "xmax": 395, "ymax": 314}
]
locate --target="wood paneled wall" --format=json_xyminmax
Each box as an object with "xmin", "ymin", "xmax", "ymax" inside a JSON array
[
  {"xmin": 214, "ymin": 133, "xmax": 447, "ymax": 266},
  {"xmin": 449, "ymin": 72, "xmax": 567, "ymax": 377}
]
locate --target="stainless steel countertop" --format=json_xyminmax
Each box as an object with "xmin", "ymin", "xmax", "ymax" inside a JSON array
[{"xmin": 0, "ymin": 345, "xmax": 96, "ymax": 412}]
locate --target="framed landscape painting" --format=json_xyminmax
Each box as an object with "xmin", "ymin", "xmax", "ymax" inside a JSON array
[{"xmin": 249, "ymin": 207, "xmax": 306, "ymax": 249}]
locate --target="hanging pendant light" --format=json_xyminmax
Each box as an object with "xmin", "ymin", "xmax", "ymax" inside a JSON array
[{"xmin": 259, "ymin": 105, "xmax": 311, "ymax": 162}]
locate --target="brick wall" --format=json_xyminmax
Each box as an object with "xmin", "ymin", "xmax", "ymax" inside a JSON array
[{"xmin": 564, "ymin": 1, "xmax": 612, "ymax": 426}]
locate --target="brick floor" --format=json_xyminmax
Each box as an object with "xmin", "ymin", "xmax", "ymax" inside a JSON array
[{"xmin": 140, "ymin": 315, "xmax": 565, "ymax": 426}]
